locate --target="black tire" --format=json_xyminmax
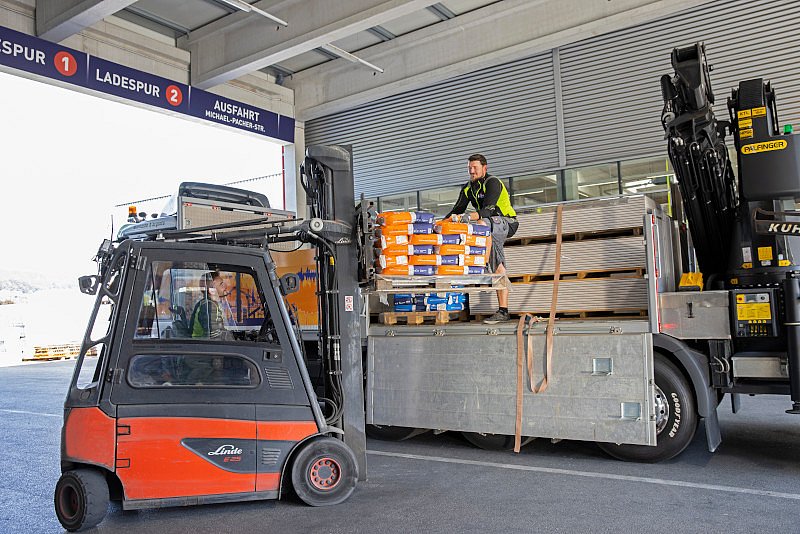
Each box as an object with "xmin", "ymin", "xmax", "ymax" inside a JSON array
[
  {"xmin": 462, "ymin": 432, "xmax": 534, "ymax": 451},
  {"xmin": 54, "ymin": 469, "xmax": 109, "ymax": 532},
  {"xmin": 291, "ymin": 437, "xmax": 358, "ymax": 506},
  {"xmin": 366, "ymin": 425, "xmax": 428, "ymax": 441},
  {"xmin": 598, "ymin": 353, "xmax": 698, "ymax": 463}
]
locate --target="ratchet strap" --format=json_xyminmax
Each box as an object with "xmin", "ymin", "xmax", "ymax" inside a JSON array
[
  {"xmin": 538, "ymin": 204, "xmax": 563, "ymax": 395},
  {"xmin": 513, "ymin": 205, "xmax": 563, "ymax": 452},
  {"xmin": 514, "ymin": 313, "xmax": 537, "ymax": 452}
]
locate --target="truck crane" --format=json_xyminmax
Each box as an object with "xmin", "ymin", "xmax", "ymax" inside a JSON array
[{"xmin": 661, "ymin": 42, "xmax": 800, "ymax": 415}]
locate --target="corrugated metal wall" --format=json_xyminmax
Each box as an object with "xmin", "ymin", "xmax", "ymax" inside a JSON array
[
  {"xmin": 561, "ymin": 0, "xmax": 800, "ymax": 166},
  {"xmin": 305, "ymin": 0, "xmax": 800, "ymax": 197}
]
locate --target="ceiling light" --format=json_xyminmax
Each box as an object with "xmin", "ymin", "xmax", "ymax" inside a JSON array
[
  {"xmin": 320, "ymin": 44, "xmax": 384, "ymax": 74},
  {"xmin": 217, "ymin": 0, "xmax": 288, "ymax": 27}
]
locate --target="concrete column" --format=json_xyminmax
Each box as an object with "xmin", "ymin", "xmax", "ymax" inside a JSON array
[{"xmin": 283, "ymin": 121, "xmax": 307, "ymax": 218}]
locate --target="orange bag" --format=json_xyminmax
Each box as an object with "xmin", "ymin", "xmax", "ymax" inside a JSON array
[
  {"xmin": 436, "ymin": 265, "xmax": 486, "ymax": 275},
  {"xmin": 381, "ymin": 244, "xmax": 413, "ymax": 256},
  {"xmin": 378, "ymin": 211, "xmax": 414, "ymax": 225},
  {"xmin": 436, "ymin": 221, "xmax": 470, "ymax": 235},
  {"xmin": 464, "ymin": 255, "xmax": 487, "ymax": 267},
  {"xmin": 377, "ymin": 255, "xmax": 408, "ymax": 269},
  {"xmin": 410, "ymin": 234, "xmax": 443, "ymax": 246},
  {"xmin": 378, "ymin": 234, "xmax": 409, "ymax": 248},
  {"xmin": 464, "ymin": 235, "xmax": 488, "ymax": 247},
  {"xmin": 408, "ymin": 255, "xmax": 440, "ymax": 266},
  {"xmin": 437, "ymin": 245, "xmax": 467, "ymax": 256},
  {"xmin": 377, "ymin": 224, "xmax": 413, "ymax": 236}
]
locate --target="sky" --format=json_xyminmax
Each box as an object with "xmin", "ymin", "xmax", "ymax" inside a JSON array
[{"xmin": 0, "ymin": 70, "xmax": 285, "ymax": 283}]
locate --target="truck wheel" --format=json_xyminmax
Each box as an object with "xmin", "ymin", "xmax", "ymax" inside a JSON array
[
  {"xmin": 54, "ymin": 469, "xmax": 109, "ymax": 532},
  {"xmin": 366, "ymin": 425, "xmax": 428, "ymax": 441},
  {"xmin": 291, "ymin": 437, "xmax": 358, "ymax": 506},
  {"xmin": 462, "ymin": 432, "xmax": 534, "ymax": 451},
  {"xmin": 598, "ymin": 353, "xmax": 698, "ymax": 463}
]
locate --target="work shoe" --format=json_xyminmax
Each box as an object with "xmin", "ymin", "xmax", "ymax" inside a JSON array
[{"xmin": 483, "ymin": 309, "xmax": 510, "ymax": 324}]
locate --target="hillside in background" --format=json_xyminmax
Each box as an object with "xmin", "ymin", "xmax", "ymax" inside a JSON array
[{"xmin": 0, "ymin": 269, "xmax": 75, "ymax": 303}]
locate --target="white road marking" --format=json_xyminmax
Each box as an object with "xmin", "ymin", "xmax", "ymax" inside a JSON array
[
  {"xmin": 368, "ymin": 450, "xmax": 800, "ymax": 501},
  {"xmin": 0, "ymin": 409, "xmax": 60, "ymax": 418}
]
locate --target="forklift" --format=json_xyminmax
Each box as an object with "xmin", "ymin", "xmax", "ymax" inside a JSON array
[{"xmin": 54, "ymin": 147, "xmax": 367, "ymax": 531}]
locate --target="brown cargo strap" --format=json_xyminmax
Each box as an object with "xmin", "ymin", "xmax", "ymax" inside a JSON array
[{"xmin": 513, "ymin": 205, "xmax": 563, "ymax": 453}]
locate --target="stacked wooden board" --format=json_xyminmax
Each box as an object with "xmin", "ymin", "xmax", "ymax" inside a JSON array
[{"xmin": 470, "ymin": 196, "xmax": 656, "ymax": 317}]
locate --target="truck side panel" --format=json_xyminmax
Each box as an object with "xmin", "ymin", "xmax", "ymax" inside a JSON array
[{"xmin": 367, "ymin": 321, "xmax": 656, "ymax": 446}]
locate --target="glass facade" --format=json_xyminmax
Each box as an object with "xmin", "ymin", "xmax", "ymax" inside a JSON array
[
  {"xmin": 419, "ymin": 186, "xmax": 460, "ymax": 217},
  {"xmin": 620, "ymin": 156, "xmax": 672, "ymax": 209},
  {"xmin": 513, "ymin": 172, "xmax": 560, "ymax": 206},
  {"xmin": 564, "ymin": 163, "xmax": 619, "ymax": 200},
  {"xmin": 372, "ymin": 155, "xmax": 681, "ymax": 215},
  {"xmin": 379, "ymin": 192, "xmax": 417, "ymax": 213}
]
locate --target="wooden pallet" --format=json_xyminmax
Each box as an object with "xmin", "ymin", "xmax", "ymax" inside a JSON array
[
  {"xmin": 378, "ymin": 310, "xmax": 468, "ymax": 325},
  {"xmin": 505, "ymin": 226, "xmax": 643, "ymax": 247},
  {"xmin": 372, "ymin": 274, "xmax": 509, "ymax": 294},
  {"xmin": 507, "ymin": 267, "xmax": 645, "ymax": 283}
]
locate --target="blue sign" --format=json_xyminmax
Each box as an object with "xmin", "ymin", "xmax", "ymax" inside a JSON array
[
  {"xmin": 87, "ymin": 56, "xmax": 189, "ymax": 114},
  {"xmin": 0, "ymin": 25, "xmax": 87, "ymax": 86},
  {"xmin": 188, "ymin": 87, "xmax": 279, "ymax": 139},
  {"xmin": 0, "ymin": 24, "xmax": 293, "ymax": 143}
]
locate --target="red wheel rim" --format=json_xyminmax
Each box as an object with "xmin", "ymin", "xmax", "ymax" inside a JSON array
[
  {"xmin": 58, "ymin": 484, "xmax": 80, "ymax": 521},
  {"xmin": 309, "ymin": 457, "xmax": 341, "ymax": 490}
]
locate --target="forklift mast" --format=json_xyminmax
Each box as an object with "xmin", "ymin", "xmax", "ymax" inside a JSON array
[{"xmin": 299, "ymin": 145, "xmax": 367, "ymax": 477}]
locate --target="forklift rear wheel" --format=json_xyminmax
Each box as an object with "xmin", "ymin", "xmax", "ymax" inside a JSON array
[
  {"xmin": 291, "ymin": 437, "xmax": 358, "ymax": 506},
  {"xmin": 366, "ymin": 425, "xmax": 428, "ymax": 441},
  {"xmin": 597, "ymin": 352, "xmax": 698, "ymax": 463},
  {"xmin": 54, "ymin": 468, "xmax": 109, "ymax": 532},
  {"xmin": 461, "ymin": 432, "xmax": 534, "ymax": 451}
]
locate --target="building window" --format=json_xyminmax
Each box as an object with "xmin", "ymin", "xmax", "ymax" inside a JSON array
[
  {"xmin": 620, "ymin": 156, "xmax": 674, "ymax": 208},
  {"xmin": 379, "ymin": 192, "xmax": 417, "ymax": 213},
  {"xmin": 564, "ymin": 163, "xmax": 619, "ymax": 200},
  {"xmin": 511, "ymin": 172, "xmax": 560, "ymax": 207},
  {"xmin": 419, "ymin": 186, "xmax": 460, "ymax": 217}
]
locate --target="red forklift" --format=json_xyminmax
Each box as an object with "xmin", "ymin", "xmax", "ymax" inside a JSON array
[{"xmin": 54, "ymin": 147, "xmax": 367, "ymax": 531}]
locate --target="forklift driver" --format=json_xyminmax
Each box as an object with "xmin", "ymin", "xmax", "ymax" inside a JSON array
[{"xmin": 191, "ymin": 271, "xmax": 229, "ymax": 339}]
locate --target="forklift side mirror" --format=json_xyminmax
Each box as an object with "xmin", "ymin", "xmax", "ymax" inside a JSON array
[
  {"xmin": 279, "ymin": 273, "xmax": 300, "ymax": 295},
  {"xmin": 78, "ymin": 275, "xmax": 100, "ymax": 295}
]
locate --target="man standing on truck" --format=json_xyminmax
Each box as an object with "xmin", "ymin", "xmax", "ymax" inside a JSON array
[{"xmin": 445, "ymin": 154, "xmax": 518, "ymax": 324}]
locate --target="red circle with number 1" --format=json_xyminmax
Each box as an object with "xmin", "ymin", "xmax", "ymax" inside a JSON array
[
  {"xmin": 54, "ymin": 51, "xmax": 78, "ymax": 77},
  {"xmin": 165, "ymin": 85, "xmax": 184, "ymax": 107}
]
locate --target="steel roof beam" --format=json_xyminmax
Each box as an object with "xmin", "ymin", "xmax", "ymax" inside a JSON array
[
  {"xmin": 288, "ymin": 0, "xmax": 714, "ymax": 121},
  {"xmin": 36, "ymin": 0, "xmax": 136, "ymax": 42},
  {"xmin": 181, "ymin": 0, "xmax": 439, "ymax": 90}
]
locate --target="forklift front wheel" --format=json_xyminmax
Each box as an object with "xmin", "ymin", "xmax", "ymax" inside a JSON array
[
  {"xmin": 291, "ymin": 437, "xmax": 358, "ymax": 506},
  {"xmin": 54, "ymin": 469, "xmax": 109, "ymax": 532}
]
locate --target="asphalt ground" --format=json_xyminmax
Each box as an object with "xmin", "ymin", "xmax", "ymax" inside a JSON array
[{"xmin": 1, "ymin": 360, "xmax": 799, "ymax": 533}]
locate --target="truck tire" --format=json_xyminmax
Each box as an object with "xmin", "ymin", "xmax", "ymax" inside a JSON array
[
  {"xmin": 462, "ymin": 432, "xmax": 534, "ymax": 451},
  {"xmin": 598, "ymin": 352, "xmax": 698, "ymax": 463},
  {"xmin": 54, "ymin": 468, "xmax": 109, "ymax": 532},
  {"xmin": 291, "ymin": 437, "xmax": 358, "ymax": 506},
  {"xmin": 366, "ymin": 425, "xmax": 428, "ymax": 441}
]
